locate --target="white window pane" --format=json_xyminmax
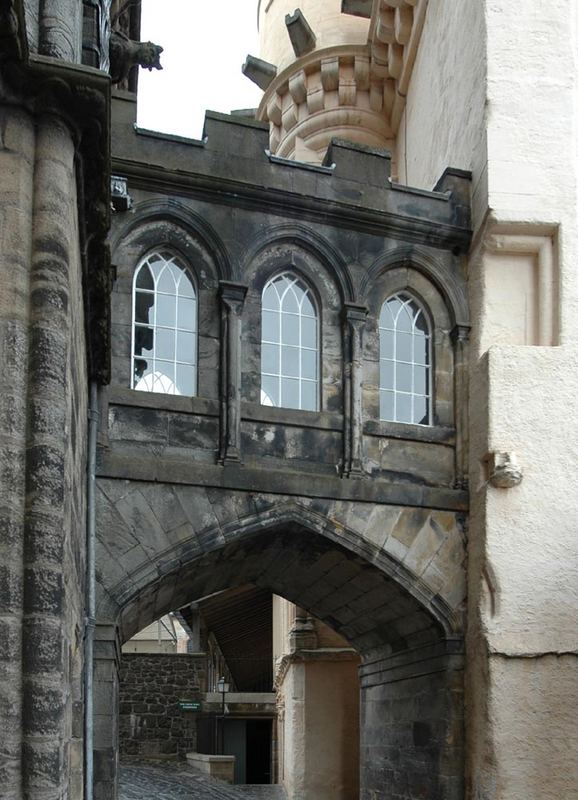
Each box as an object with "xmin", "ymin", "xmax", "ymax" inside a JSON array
[
  {"xmin": 301, "ymin": 316, "xmax": 316, "ymax": 348},
  {"xmin": 157, "ymin": 265, "xmax": 177, "ymax": 293},
  {"xmin": 414, "ymin": 309, "xmax": 428, "ymax": 334},
  {"xmin": 414, "ymin": 365, "xmax": 429, "ymax": 395},
  {"xmin": 136, "ymin": 264, "xmax": 154, "ymax": 291},
  {"xmin": 262, "ymin": 343, "xmax": 279, "ymax": 375},
  {"xmin": 380, "ymin": 359, "xmax": 394, "ymax": 390},
  {"xmin": 177, "ymin": 331, "xmax": 196, "ymax": 364},
  {"xmin": 156, "ymin": 294, "xmax": 176, "ymax": 327},
  {"xmin": 396, "ymin": 362, "xmax": 412, "ymax": 393},
  {"xmin": 301, "ymin": 293, "xmax": 315, "ymax": 317},
  {"xmin": 262, "ymin": 310, "xmax": 280, "ymax": 343},
  {"xmin": 178, "ymin": 271, "xmax": 195, "ymax": 298},
  {"xmin": 261, "ymin": 375, "xmax": 279, "ymax": 407},
  {"xmin": 176, "ymin": 364, "xmax": 195, "ymax": 396},
  {"xmin": 380, "ymin": 327, "xmax": 394, "ymax": 360},
  {"xmin": 134, "ymin": 325, "xmax": 153, "ymax": 358},
  {"xmin": 385, "ymin": 297, "xmax": 401, "ymax": 321},
  {"xmin": 380, "ymin": 390, "xmax": 394, "ymax": 421},
  {"xmin": 155, "ymin": 328, "xmax": 175, "ymax": 360},
  {"xmin": 153, "ymin": 362, "xmax": 176, "ymax": 394},
  {"xmin": 133, "ymin": 358, "xmax": 151, "ymax": 387},
  {"xmin": 414, "ymin": 395, "xmax": 429, "ymax": 425},
  {"xmin": 301, "ymin": 381, "xmax": 317, "ymax": 411},
  {"xmin": 282, "ymin": 314, "xmax": 299, "ymax": 346},
  {"xmin": 135, "ymin": 291, "xmax": 154, "ymax": 325},
  {"xmin": 263, "ymin": 283, "xmax": 279, "ymax": 311},
  {"xmin": 282, "ymin": 345, "xmax": 299, "ymax": 377},
  {"xmin": 396, "ymin": 393, "xmax": 412, "ymax": 423},
  {"xmin": 414, "ymin": 334, "xmax": 429, "ymax": 366},
  {"xmin": 283, "ymin": 287, "xmax": 299, "ymax": 313},
  {"xmin": 281, "ymin": 377, "xmax": 299, "ymax": 409},
  {"xmin": 177, "ymin": 296, "xmax": 196, "ymax": 331},
  {"xmin": 396, "ymin": 332, "xmax": 412, "ymax": 362},
  {"xmin": 301, "ymin": 349, "xmax": 317, "ymax": 380},
  {"xmin": 397, "ymin": 304, "xmax": 413, "ymax": 333}
]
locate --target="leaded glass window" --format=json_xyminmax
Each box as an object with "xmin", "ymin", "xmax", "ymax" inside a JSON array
[
  {"xmin": 379, "ymin": 293, "xmax": 431, "ymax": 425},
  {"xmin": 261, "ymin": 272, "xmax": 319, "ymax": 411},
  {"xmin": 132, "ymin": 251, "xmax": 197, "ymax": 396}
]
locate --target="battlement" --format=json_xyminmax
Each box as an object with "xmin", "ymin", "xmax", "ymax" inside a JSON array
[{"xmin": 112, "ymin": 93, "xmax": 472, "ymax": 250}]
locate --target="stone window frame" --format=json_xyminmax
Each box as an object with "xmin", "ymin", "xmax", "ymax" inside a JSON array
[
  {"xmin": 131, "ymin": 248, "xmax": 199, "ymax": 397},
  {"xmin": 109, "ymin": 217, "xmax": 222, "ymax": 402},
  {"xmin": 260, "ymin": 270, "xmax": 320, "ymax": 412},
  {"xmin": 242, "ymin": 245, "xmax": 344, "ymax": 415},
  {"xmin": 378, "ymin": 291, "xmax": 433, "ymax": 426},
  {"xmin": 363, "ymin": 266, "xmax": 454, "ymax": 431}
]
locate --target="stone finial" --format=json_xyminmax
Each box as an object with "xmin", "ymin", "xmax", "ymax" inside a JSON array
[
  {"xmin": 486, "ymin": 452, "xmax": 523, "ymax": 488},
  {"xmin": 242, "ymin": 55, "xmax": 278, "ymax": 90},
  {"xmin": 109, "ymin": 30, "xmax": 163, "ymax": 85},
  {"xmin": 285, "ymin": 9, "xmax": 317, "ymax": 57}
]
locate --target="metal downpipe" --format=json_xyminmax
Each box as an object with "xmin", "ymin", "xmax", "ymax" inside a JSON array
[{"xmin": 85, "ymin": 381, "xmax": 99, "ymax": 800}]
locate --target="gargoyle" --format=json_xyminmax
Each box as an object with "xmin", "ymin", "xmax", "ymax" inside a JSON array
[{"xmin": 109, "ymin": 30, "xmax": 163, "ymax": 85}]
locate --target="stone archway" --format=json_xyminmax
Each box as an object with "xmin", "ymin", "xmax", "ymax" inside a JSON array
[{"xmin": 94, "ymin": 482, "xmax": 465, "ymax": 800}]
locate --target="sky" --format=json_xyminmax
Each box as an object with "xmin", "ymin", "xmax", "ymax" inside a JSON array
[{"xmin": 138, "ymin": 0, "xmax": 263, "ymax": 139}]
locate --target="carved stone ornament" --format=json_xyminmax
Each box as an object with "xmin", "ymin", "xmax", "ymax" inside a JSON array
[
  {"xmin": 486, "ymin": 451, "xmax": 523, "ymax": 489},
  {"xmin": 109, "ymin": 30, "xmax": 163, "ymax": 85}
]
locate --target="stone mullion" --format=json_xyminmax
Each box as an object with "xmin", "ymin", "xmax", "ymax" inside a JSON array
[
  {"xmin": 0, "ymin": 105, "xmax": 35, "ymax": 800},
  {"xmin": 343, "ymin": 304, "xmax": 368, "ymax": 477},
  {"xmin": 22, "ymin": 114, "xmax": 76, "ymax": 799},
  {"xmin": 451, "ymin": 325, "xmax": 470, "ymax": 489},
  {"xmin": 218, "ymin": 281, "xmax": 248, "ymax": 465}
]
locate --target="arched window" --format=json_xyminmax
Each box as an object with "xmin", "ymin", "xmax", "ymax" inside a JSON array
[
  {"xmin": 132, "ymin": 251, "xmax": 197, "ymax": 396},
  {"xmin": 379, "ymin": 293, "xmax": 431, "ymax": 425},
  {"xmin": 261, "ymin": 272, "xmax": 319, "ymax": 411}
]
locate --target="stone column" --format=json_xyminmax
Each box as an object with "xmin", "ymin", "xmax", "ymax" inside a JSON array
[
  {"xmin": 451, "ymin": 325, "xmax": 470, "ymax": 489},
  {"xmin": 218, "ymin": 281, "xmax": 248, "ymax": 465},
  {"xmin": 93, "ymin": 623, "xmax": 121, "ymax": 800},
  {"xmin": 22, "ymin": 113, "xmax": 80, "ymax": 800},
  {"xmin": 359, "ymin": 639, "xmax": 464, "ymax": 800},
  {"xmin": 39, "ymin": 0, "xmax": 83, "ymax": 61},
  {"xmin": 0, "ymin": 104, "xmax": 35, "ymax": 800},
  {"xmin": 342, "ymin": 303, "xmax": 368, "ymax": 477}
]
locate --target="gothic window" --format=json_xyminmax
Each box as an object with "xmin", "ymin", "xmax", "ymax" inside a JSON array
[
  {"xmin": 379, "ymin": 293, "xmax": 431, "ymax": 425},
  {"xmin": 132, "ymin": 251, "xmax": 197, "ymax": 396},
  {"xmin": 261, "ymin": 272, "xmax": 319, "ymax": 411}
]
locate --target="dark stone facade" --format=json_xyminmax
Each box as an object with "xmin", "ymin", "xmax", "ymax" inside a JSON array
[
  {"xmin": 90, "ymin": 92, "xmax": 472, "ymax": 800},
  {"xmin": 119, "ymin": 654, "xmax": 206, "ymax": 759}
]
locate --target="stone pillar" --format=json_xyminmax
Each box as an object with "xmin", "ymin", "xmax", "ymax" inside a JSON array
[
  {"xmin": 0, "ymin": 104, "xmax": 35, "ymax": 800},
  {"xmin": 359, "ymin": 639, "xmax": 464, "ymax": 800},
  {"xmin": 452, "ymin": 325, "xmax": 470, "ymax": 489},
  {"xmin": 38, "ymin": 0, "xmax": 83, "ymax": 61},
  {"xmin": 342, "ymin": 303, "xmax": 367, "ymax": 477},
  {"xmin": 218, "ymin": 281, "xmax": 248, "ymax": 465},
  {"xmin": 93, "ymin": 623, "xmax": 121, "ymax": 800},
  {"xmin": 22, "ymin": 113, "xmax": 80, "ymax": 800}
]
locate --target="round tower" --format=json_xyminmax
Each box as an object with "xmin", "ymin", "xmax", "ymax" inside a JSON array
[{"xmin": 250, "ymin": 0, "xmax": 426, "ymax": 165}]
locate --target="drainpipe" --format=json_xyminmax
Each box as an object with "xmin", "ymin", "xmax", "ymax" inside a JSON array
[{"xmin": 85, "ymin": 381, "xmax": 99, "ymax": 800}]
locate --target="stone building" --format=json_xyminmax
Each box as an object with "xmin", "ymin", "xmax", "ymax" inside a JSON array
[{"xmin": 0, "ymin": 2, "xmax": 577, "ymax": 800}]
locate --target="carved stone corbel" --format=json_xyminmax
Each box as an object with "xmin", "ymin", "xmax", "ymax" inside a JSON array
[
  {"xmin": 343, "ymin": 303, "xmax": 368, "ymax": 477},
  {"xmin": 218, "ymin": 281, "xmax": 248, "ymax": 465}
]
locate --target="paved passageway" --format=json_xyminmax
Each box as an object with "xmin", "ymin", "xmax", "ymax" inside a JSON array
[{"xmin": 119, "ymin": 760, "xmax": 286, "ymax": 800}]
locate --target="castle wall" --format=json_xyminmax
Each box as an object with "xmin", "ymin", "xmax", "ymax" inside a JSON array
[
  {"xmin": 119, "ymin": 653, "xmax": 206, "ymax": 759},
  {"xmin": 400, "ymin": 1, "xmax": 578, "ymax": 797}
]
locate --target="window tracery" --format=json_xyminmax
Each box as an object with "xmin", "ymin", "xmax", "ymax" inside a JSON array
[
  {"xmin": 379, "ymin": 292, "xmax": 431, "ymax": 425},
  {"xmin": 132, "ymin": 251, "xmax": 197, "ymax": 396},
  {"xmin": 260, "ymin": 271, "xmax": 319, "ymax": 411}
]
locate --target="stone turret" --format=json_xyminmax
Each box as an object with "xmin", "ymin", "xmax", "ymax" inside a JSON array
[{"xmin": 245, "ymin": 0, "xmax": 428, "ymax": 166}]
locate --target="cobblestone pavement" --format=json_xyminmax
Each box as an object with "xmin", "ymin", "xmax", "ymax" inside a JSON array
[{"xmin": 119, "ymin": 760, "xmax": 287, "ymax": 800}]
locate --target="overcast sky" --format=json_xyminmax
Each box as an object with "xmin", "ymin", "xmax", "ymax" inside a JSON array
[{"xmin": 138, "ymin": 0, "xmax": 263, "ymax": 139}]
